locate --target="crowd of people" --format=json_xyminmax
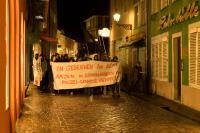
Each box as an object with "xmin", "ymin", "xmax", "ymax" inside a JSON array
[
  {"xmin": 51, "ymin": 53, "xmax": 75, "ymax": 62},
  {"xmin": 32, "ymin": 53, "xmax": 121, "ymax": 96}
]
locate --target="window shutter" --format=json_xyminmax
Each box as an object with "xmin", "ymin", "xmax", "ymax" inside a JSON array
[
  {"xmin": 151, "ymin": 44, "xmax": 155, "ymax": 78},
  {"xmin": 161, "ymin": 0, "xmax": 169, "ymax": 9},
  {"xmin": 159, "ymin": 42, "xmax": 163, "ymax": 79},
  {"xmin": 155, "ymin": 43, "xmax": 159, "ymax": 79},
  {"xmin": 151, "ymin": 43, "xmax": 159, "ymax": 79},
  {"xmin": 189, "ymin": 32, "xmax": 197, "ymax": 85},
  {"xmin": 151, "ymin": 0, "xmax": 154, "ymax": 14},
  {"xmin": 163, "ymin": 41, "xmax": 168, "ymax": 80},
  {"xmin": 151, "ymin": 33, "xmax": 168, "ymax": 81},
  {"xmin": 197, "ymin": 32, "xmax": 200, "ymax": 86},
  {"xmin": 172, "ymin": 0, "xmax": 177, "ymax": 3},
  {"xmin": 151, "ymin": 0, "xmax": 158, "ymax": 14},
  {"xmin": 141, "ymin": 0, "xmax": 146, "ymax": 25}
]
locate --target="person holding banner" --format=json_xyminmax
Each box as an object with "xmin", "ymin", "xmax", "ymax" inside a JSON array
[
  {"xmin": 111, "ymin": 56, "xmax": 121, "ymax": 97},
  {"xmin": 51, "ymin": 58, "xmax": 121, "ymax": 93},
  {"xmin": 40, "ymin": 55, "xmax": 49, "ymax": 92}
]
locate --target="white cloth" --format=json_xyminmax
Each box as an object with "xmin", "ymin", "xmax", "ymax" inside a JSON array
[
  {"xmin": 51, "ymin": 61, "xmax": 121, "ymax": 90},
  {"xmin": 33, "ymin": 57, "xmax": 42, "ymax": 86}
]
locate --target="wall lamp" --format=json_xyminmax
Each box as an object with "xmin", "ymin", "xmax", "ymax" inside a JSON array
[{"xmin": 113, "ymin": 13, "xmax": 132, "ymax": 30}]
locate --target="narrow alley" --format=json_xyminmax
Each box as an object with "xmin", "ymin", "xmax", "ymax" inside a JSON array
[{"xmin": 2, "ymin": 0, "xmax": 200, "ymax": 132}]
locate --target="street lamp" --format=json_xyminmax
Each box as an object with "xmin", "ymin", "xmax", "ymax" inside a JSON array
[
  {"xmin": 98, "ymin": 28, "xmax": 110, "ymax": 37},
  {"xmin": 98, "ymin": 28, "xmax": 110, "ymax": 55},
  {"xmin": 113, "ymin": 13, "xmax": 120, "ymax": 22},
  {"xmin": 113, "ymin": 12, "xmax": 132, "ymax": 30}
]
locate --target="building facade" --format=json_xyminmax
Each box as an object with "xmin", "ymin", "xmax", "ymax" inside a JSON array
[
  {"xmin": 41, "ymin": 0, "xmax": 58, "ymax": 59},
  {"xmin": 56, "ymin": 30, "xmax": 78, "ymax": 57},
  {"xmin": 0, "ymin": 0, "xmax": 26, "ymax": 132},
  {"xmin": 84, "ymin": 15, "xmax": 110, "ymax": 55},
  {"xmin": 148, "ymin": 0, "xmax": 200, "ymax": 111},
  {"xmin": 0, "ymin": 0, "xmax": 57, "ymax": 132},
  {"xmin": 110, "ymin": 0, "xmax": 147, "ymax": 92}
]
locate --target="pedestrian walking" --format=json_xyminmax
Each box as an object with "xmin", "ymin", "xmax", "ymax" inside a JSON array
[
  {"xmin": 111, "ymin": 56, "xmax": 121, "ymax": 97},
  {"xmin": 40, "ymin": 55, "xmax": 49, "ymax": 92},
  {"xmin": 132, "ymin": 61, "xmax": 144, "ymax": 93}
]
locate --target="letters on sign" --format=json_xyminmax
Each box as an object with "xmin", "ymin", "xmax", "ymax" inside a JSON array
[
  {"xmin": 51, "ymin": 61, "xmax": 121, "ymax": 90},
  {"xmin": 160, "ymin": 1, "xmax": 199, "ymax": 30}
]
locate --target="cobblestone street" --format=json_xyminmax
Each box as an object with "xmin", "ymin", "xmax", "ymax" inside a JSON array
[{"xmin": 16, "ymin": 84, "xmax": 200, "ymax": 133}]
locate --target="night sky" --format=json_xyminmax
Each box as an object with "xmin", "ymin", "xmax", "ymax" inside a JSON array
[{"xmin": 57, "ymin": 0, "xmax": 110, "ymax": 42}]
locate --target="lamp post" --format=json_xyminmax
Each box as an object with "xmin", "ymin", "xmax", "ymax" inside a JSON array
[
  {"xmin": 113, "ymin": 13, "xmax": 132, "ymax": 30},
  {"xmin": 98, "ymin": 28, "xmax": 110, "ymax": 55}
]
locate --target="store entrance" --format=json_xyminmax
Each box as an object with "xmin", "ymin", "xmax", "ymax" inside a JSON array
[{"xmin": 172, "ymin": 34, "xmax": 182, "ymax": 101}]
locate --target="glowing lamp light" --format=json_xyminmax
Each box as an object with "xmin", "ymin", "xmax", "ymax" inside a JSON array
[
  {"xmin": 98, "ymin": 28, "xmax": 110, "ymax": 37},
  {"xmin": 98, "ymin": 30, "xmax": 102, "ymax": 36},
  {"xmin": 101, "ymin": 28, "xmax": 110, "ymax": 37},
  {"xmin": 94, "ymin": 38, "xmax": 98, "ymax": 42},
  {"xmin": 112, "ymin": 12, "xmax": 132, "ymax": 30},
  {"xmin": 113, "ymin": 13, "xmax": 120, "ymax": 22},
  {"xmin": 35, "ymin": 15, "xmax": 44, "ymax": 20}
]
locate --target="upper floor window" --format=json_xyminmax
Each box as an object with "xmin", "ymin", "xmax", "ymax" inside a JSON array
[
  {"xmin": 151, "ymin": 0, "xmax": 170, "ymax": 14},
  {"xmin": 134, "ymin": 3, "xmax": 139, "ymax": 28},
  {"xmin": 123, "ymin": 0, "xmax": 129, "ymax": 12},
  {"xmin": 161, "ymin": 0, "xmax": 169, "ymax": 9},
  {"xmin": 151, "ymin": 0, "xmax": 160, "ymax": 14},
  {"xmin": 134, "ymin": 0, "xmax": 147, "ymax": 28},
  {"xmin": 141, "ymin": 0, "xmax": 146, "ymax": 26},
  {"xmin": 171, "ymin": 0, "xmax": 177, "ymax": 3},
  {"xmin": 86, "ymin": 21, "xmax": 90, "ymax": 29}
]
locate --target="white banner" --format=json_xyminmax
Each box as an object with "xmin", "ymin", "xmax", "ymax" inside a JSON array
[{"xmin": 51, "ymin": 61, "xmax": 121, "ymax": 90}]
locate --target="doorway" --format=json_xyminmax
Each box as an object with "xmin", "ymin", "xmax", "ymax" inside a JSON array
[
  {"xmin": 130, "ymin": 48, "xmax": 137, "ymax": 82},
  {"xmin": 172, "ymin": 33, "xmax": 182, "ymax": 101}
]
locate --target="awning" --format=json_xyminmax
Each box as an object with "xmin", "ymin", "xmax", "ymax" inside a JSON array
[
  {"xmin": 40, "ymin": 34, "xmax": 58, "ymax": 43},
  {"xmin": 119, "ymin": 38, "xmax": 145, "ymax": 49},
  {"xmin": 40, "ymin": 30, "xmax": 58, "ymax": 43}
]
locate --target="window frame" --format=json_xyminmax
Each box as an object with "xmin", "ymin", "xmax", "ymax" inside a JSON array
[
  {"xmin": 171, "ymin": 0, "xmax": 177, "ymax": 3},
  {"xmin": 151, "ymin": 32, "xmax": 169, "ymax": 81},
  {"xmin": 161, "ymin": 0, "xmax": 169, "ymax": 9},
  {"xmin": 151, "ymin": 0, "xmax": 160, "ymax": 15},
  {"xmin": 141, "ymin": 0, "xmax": 146, "ymax": 26},
  {"xmin": 134, "ymin": 2, "xmax": 139, "ymax": 28},
  {"xmin": 189, "ymin": 28, "xmax": 200, "ymax": 89}
]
